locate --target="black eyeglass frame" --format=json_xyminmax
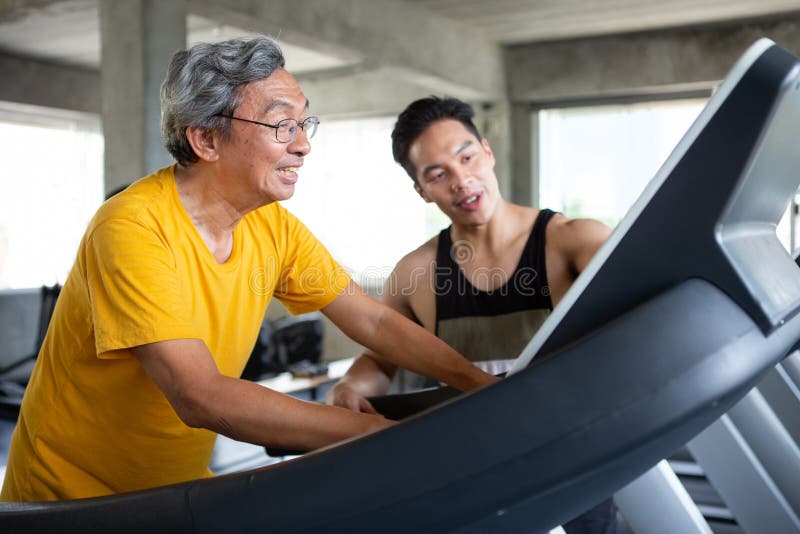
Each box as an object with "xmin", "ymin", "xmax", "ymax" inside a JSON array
[{"xmin": 216, "ymin": 114, "xmax": 319, "ymax": 143}]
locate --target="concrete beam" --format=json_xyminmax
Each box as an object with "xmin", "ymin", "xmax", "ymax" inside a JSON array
[
  {"xmin": 0, "ymin": 0, "xmax": 69, "ymax": 21},
  {"xmin": 506, "ymin": 17, "xmax": 800, "ymax": 104},
  {"xmin": 0, "ymin": 52, "xmax": 98, "ymax": 112},
  {"xmin": 188, "ymin": 0, "xmax": 504, "ymax": 101},
  {"xmin": 298, "ymin": 67, "xmax": 470, "ymax": 119}
]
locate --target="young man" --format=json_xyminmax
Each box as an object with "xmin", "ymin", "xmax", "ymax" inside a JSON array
[
  {"xmin": 0, "ymin": 39, "xmax": 496, "ymax": 502},
  {"xmin": 328, "ymin": 97, "xmax": 615, "ymax": 533},
  {"xmin": 329, "ymin": 97, "xmax": 610, "ymax": 409}
]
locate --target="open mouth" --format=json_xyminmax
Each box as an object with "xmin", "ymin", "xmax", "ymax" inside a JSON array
[
  {"xmin": 458, "ymin": 192, "xmax": 482, "ymax": 210},
  {"xmin": 277, "ymin": 167, "xmax": 300, "ymax": 183}
]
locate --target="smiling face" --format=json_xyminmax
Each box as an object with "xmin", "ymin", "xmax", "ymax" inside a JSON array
[
  {"xmin": 214, "ymin": 68, "xmax": 311, "ymax": 206},
  {"xmin": 409, "ymin": 119, "xmax": 500, "ymax": 227}
]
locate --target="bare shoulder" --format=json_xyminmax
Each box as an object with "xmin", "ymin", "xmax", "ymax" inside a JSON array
[
  {"xmin": 546, "ymin": 213, "xmax": 611, "ymax": 274},
  {"xmin": 380, "ymin": 235, "xmax": 438, "ymax": 322},
  {"xmin": 392, "ymin": 235, "xmax": 438, "ymax": 280},
  {"xmin": 547, "ymin": 213, "xmax": 610, "ymax": 249}
]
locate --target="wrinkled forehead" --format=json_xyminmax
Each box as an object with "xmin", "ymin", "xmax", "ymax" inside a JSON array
[
  {"xmin": 237, "ymin": 69, "xmax": 310, "ymax": 114},
  {"xmin": 266, "ymin": 96, "xmax": 310, "ymax": 113}
]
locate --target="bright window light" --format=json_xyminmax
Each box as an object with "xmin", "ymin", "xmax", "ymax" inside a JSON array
[
  {"xmin": 538, "ymin": 99, "xmax": 706, "ymax": 228},
  {"xmin": 538, "ymin": 98, "xmax": 797, "ymax": 252},
  {"xmin": 282, "ymin": 116, "xmax": 449, "ymax": 287},
  {"xmin": 0, "ymin": 103, "xmax": 104, "ymax": 289}
]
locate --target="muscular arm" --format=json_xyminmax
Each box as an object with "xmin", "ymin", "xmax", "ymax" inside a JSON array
[
  {"xmin": 323, "ymin": 280, "xmax": 496, "ymax": 394},
  {"xmin": 562, "ymin": 218, "xmax": 611, "ymax": 274},
  {"xmin": 547, "ymin": 216, "xmax": 611, "ymax": 306},
  {"xmin": 132, "ymin": 338, "xmax": 392, "ymax": 451},
  {"xmin": 327, "ymin": 261, "xmax": 425, "ymax": 411}
]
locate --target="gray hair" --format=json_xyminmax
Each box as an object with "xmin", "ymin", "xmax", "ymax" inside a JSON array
[{"xmin": 161, "ymin": 36, "xmax": 286, "ymax": 166}]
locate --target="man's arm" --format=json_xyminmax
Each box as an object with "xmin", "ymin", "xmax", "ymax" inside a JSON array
[
  {"xmin": 132, "ymin": 338, "xmax": 392, "ymax": 451},
  {"xmin": 327, "ymin": 258, "xmax": 428, "ymax": 412},
  {"xmin": 322, "ymin": 280, "xmax": 497, "ymax": 393},
  {"xmin": 326, "ymin": 352, "xmax": 396, "ymax": 413},
  {"xmin": 560, "ymin": 218, "xmax": 611, "ymax": 275}
]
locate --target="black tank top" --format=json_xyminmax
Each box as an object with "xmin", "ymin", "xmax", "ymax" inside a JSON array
[{"xmin": 433, "ymin": 208, "xmax": 556, "ymax": 370}]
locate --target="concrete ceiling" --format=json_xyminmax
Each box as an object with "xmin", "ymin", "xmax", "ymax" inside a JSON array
[
  {"xmin": 404, "ymin": 0, "xmax": 800, "ymax": 44},
  {"xmin": 0, "ymin": 0, "xmax": 355, "ymax": 71},
  {"xmin": 1, "ymin": 0, "xmax": 798, "ymax": 71}
]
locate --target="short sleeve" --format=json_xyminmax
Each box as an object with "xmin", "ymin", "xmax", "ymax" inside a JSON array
[
  {"xmin": 86, "ymin": 218, "xmax": 198, "ymax": 357},
  {"xmin": 273, "ymin": 211, "xmax": 351, "ymax": 315}
]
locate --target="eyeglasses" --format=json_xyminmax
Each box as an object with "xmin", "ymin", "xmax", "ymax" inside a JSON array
[{"xmin": 217, "ymin": 115, "xmax": 319, "ymax": 143}]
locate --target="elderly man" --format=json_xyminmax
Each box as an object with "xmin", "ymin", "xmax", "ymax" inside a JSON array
[{"xmin": 0, "ymin": 38, "xmax": 495, "ymax": 502}]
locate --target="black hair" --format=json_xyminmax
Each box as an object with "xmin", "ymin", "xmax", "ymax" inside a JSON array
[{"xmin": 391, "ymin": 96, "xmax": 482, "ymax": 182}]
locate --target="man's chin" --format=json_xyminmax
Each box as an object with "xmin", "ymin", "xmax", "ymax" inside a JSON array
[
  {"xmin": 451, "ymin": 206, "xmax": 491, "ymax": 224},
  {"xmin": 452, "ymin": 216, "xmax": 490, "ymax": 229},
  {"xmin": 266, "ymin": 184, "xmax": 296, "ymax": 203}
]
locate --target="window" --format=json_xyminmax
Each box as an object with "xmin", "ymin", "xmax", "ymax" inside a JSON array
[
  {"xmin": 0, "ymin": 102, "xmax": 104, "ymax": 289},
  {"xmin": 538, "ymin": 98, "xmax": 707, "ymax": 229},
  {"xmin": 538, "ymin": 98, "xmax": 798, "ymax": 253},
  {"xmin": 282, "ymin": 116, "xmax": 449, "ymax": 288}
]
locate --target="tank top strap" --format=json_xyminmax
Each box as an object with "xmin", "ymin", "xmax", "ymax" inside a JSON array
[
  {"xmin": 519, "ymin": 208, "xmax": 557, "ymax": 290},
  {"xmin": 434, "ymin": 227, "xmax": 459, "ymax": 334},
  {"xmin": 435, "ymin": 226, "xmax": 456, "ymax": 273}
]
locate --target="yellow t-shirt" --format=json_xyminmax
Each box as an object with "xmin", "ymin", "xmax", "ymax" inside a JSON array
[{"xmin": 0, "ymin": 166, "xmax": 349, "ymax": 501}]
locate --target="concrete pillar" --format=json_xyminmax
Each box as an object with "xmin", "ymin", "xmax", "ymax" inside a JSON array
[
  {"xmin": 473, "ymin": 101, "xmax": 512, "ymax": 202},
  {"xmin": 99, "ymin": 0, "xmax": 186, "ymax": 195},
  {"xmin": 509, "ymin": 103, "xmax": 537, "ymax": 207}
]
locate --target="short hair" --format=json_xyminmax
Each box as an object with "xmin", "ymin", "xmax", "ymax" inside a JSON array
[
  {"xmin": 161, "ymin": 36, "xmax": 286, "ymax": 166},
  {"xmin": 391, "ymin": 96, "xmax": 482, "ymax": 182}
]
